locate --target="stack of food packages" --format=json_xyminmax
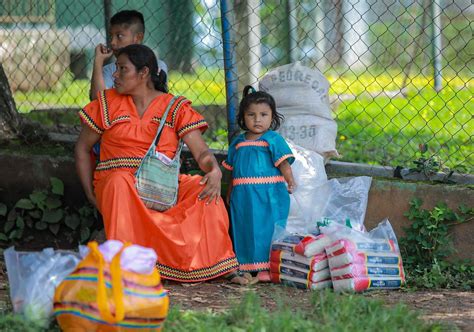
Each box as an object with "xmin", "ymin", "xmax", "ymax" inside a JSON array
[
  {"xmin": 322, "ymin": 219, "xmax": 406, "ymax": 292},
  {"xmin": 270, "ymin": 219, "xmax": 405, "ymax": 293},
  {"xmin": 269, "ymin": 233, "xmax": 333, "ymax": 290}
]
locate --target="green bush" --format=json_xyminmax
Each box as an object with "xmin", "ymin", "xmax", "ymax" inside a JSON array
[{"xmin": 399, "ymin": 198, "xmax": 474, "ymax": 289}]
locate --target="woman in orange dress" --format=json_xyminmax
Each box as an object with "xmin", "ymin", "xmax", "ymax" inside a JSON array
[{"xmin": 75, "ymin": 44, "xmax": 249, "ymax": 284}]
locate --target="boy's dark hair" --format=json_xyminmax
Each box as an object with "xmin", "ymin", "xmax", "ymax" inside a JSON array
[
  {"xmin": 110, "ymin": 10, "xmax": 145, "ymax": 34},
  {"xmin": 117, "ymin": 44, "xmax": 168, "ymax": 93},
  {"xmin": 237, "ymin": 85, "xmax": 284, "ymax": 131}
]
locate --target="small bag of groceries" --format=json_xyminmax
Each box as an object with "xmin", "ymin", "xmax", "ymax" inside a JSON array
[{"xmin": 54, "ymin": 240, "xmax": 169, "ymax": 331}]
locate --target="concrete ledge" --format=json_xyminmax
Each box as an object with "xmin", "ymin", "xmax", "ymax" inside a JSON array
[
  {"xmin": 325, "ymin": 160, "xmax": 474, "ymax": 185},
  {"xmin": 0, "ymin": 152, "xmax": 472, "ymax": 261}
]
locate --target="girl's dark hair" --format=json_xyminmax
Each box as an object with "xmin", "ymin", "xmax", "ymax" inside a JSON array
[
  {"xmin": 237, "ymin": 85, "xmax": 283, "ymax": 131},
  {"xmin": 116, "ymin": 44, "xmax": 168, "ymax": 93}
]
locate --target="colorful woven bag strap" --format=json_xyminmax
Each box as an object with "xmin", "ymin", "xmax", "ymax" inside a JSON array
[{"xmin": 89, "ymin": 241, "xmax": 131, "ymax": 324}]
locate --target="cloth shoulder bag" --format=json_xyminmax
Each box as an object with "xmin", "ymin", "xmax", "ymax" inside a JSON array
[{"xmin": 135, "ymin": 95, "xmax": 184, "ymax": 211}]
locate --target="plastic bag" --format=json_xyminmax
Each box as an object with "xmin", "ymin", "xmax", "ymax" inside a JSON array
[
  {"xmin": 79, "ymin": 239, "xmax": 158, "ymax": 274},
  {"xmin": 286, "ymin": 141, "xmax": 328, "ymax": 232},
  {"xmin": 4, "ymin": 247, "xmax": 81, "ymax": 325},
  {"xmin": 288, "ymin": 176, "xmax": 372, "ymax": 234},
  {"xmin": 54, "ymin": 241, "xmax": 169, "ymax": 331}
]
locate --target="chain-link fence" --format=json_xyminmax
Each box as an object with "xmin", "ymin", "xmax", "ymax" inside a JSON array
[{"xmin": 0, "ymin": 0, "xmax": 472, "ymax": 176}]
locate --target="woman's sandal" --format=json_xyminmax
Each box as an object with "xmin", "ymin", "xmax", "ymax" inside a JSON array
[{"xmin": 224, "ymin": 271, "xmax": 258, "ymax": 285}]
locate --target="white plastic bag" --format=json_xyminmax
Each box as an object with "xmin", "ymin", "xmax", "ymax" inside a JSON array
[
  {"xmin": 287, "ymin": 141, "xmax": 328, "ymax": 232},
  {"xmin": 79, "ymin": 239, "xmax": 157, "ymax": 274},
  {"xmin": 4, "ymin": 247, "xmax": 81, "ymax": 325},
  {"xmin": 287, "ymin": 176, "xmax": 372, "ymax": 234},
  {"xmin": 313, "ymin": 177, "xmax": 372, "ymax": 231}
]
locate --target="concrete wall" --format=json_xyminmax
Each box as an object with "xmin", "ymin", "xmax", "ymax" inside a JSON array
[
  {"xmin": 364, "ymin": 179, "xmax": 473, "ymax": 261},
  {"xmin": 0, "ymin": 152, "xmax": 472, "ymax": 260}
]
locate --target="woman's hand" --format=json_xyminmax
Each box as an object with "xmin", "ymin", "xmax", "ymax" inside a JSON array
[
  {"xmin": 86, "ymin": 192, "xmax": 98, "ymax": 209},
  {"xmin": 198, "ymin": 168, "xmax": 222, "ymax": 205}
]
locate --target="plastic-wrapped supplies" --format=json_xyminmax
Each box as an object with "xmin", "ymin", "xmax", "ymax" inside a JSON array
[
  {"xmin": 270, "ymin": 261, "xmax": 330, "ymax": 282},
  {"xmin": 270, "ymin": 273, "xmax": 332, "ymax": 290},
  {"xmin": 271, "ymin": 233, "xmax": 332, "ymax": 257},
  {"xmin": 322, "ymin": 219, "xmax": 405, "ymax": 292},
  {"xmin": 270, "ymin": 231, "xmax": 332, "ymax": 290}
]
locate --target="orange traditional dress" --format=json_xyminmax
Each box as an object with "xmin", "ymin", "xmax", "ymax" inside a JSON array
[{"xmin": 79, "ymin": 89, "xmax": 239, "ymax": 282}]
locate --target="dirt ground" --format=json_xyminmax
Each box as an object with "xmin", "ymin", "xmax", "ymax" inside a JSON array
[{"xmin": 0, "ymin": 257, "xmax": 472, "ymax": 331}]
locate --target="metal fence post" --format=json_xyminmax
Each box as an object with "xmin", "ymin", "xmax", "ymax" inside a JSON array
[
  {"xmin": 287, "ymin": 0, "xmax": 298, "ymax": 63},
  {"xmin": 431, "ymin": 0, "xmax": 443, "ymax": 92},
  {"xmin": 220, "ymin": 0, "xmax": 239, "ymax": 143},
  {"xmin": 104, "ymin": 0, "xmax": 112, "ymax": 46}
]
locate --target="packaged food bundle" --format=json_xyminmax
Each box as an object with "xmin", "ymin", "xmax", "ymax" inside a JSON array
[
  {"xmin": 271, "ymin": 233, "xmax": 332, "ymax": 257},
  {"xmin": 323, "ymin": 219, "xmax": 405, "ymax": 293},
  {"xmin": 270, "ymin": 261, "xmax": 330, "ymax": 283},
  {"xmin": 325, "ymin": 237, "xmax": 398, "ymax": 256},
  {"xmin": 330, "ymin": 263, "xmax": 405, "ymax": 279},
  {"xmin": 326, "ymin": 250, "xmax": 402, "ymax": 268},
  {"xmin": 270, "ymin": 249, "xmax": 328, "ymax": 272},
  {"xmin": 270, "ymin": 273, "xmax": 332, "ymax": 290},
  {"xmin": 54, "ymin": 241, "xmax": 169, "ymax": 331},
  {"xmin": 332, "ymin": 276, "xmax": 404, "ymax": 292}
]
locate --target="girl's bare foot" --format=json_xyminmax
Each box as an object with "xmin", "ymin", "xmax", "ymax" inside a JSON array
[{"xmin": 256, "ymin": 271, "xmax": 271, "ymax": 282}]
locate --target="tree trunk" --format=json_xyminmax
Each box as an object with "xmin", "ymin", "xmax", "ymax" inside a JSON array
[
  {"xmin": 167, "ymin": 0, "xmax": 195, "ymax": 73},
  {"xmin": 0, "ymin": 62, "xmax": 20, "ymax": 140}
]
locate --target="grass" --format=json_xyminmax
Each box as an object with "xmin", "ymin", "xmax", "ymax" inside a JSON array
[
  {"xmin": 12, "ymin": 68, "xmax": 472, "ymax": 172},
  {"xmin": 336, "ymin": 84, "xmax": 473, "ymax": 171},
  {"xmin": 165, "ymin": 290, "xmax": 441, "ymax": 332},
  {"xmin": 0, "ymin": 290, "xmax": 444, "ymax": 332}
]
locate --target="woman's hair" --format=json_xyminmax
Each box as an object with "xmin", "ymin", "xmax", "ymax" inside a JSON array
[
  {"xmin": 237, "ymin": 85, "xmax": 284, "ymax": 131},
  {"xmin": 116, "ymin": 44, "xmax": 168, "ymax": 93}
]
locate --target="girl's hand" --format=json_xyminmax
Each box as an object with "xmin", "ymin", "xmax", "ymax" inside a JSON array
[
  {"xmin": 287, "ymin": 181, "xmax": 296, "ymax": 194},
  {"xmin": 198, "ymin": 168, "xmax": 222, "ymax": 205}
]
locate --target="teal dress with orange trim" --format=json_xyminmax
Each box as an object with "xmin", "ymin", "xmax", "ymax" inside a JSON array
[{"xmin": 223, "ymin": 130, "xmax": 295, "ymax": 272}]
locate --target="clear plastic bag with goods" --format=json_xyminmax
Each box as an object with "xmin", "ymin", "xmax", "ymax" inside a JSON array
[{"xmin": 4, "ymin": 247, "xmax": 81, "ymax": 326}]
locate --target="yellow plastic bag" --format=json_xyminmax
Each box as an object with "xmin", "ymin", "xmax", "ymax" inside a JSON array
[{"xmin": 53, "ymin": 241, "xmax": 169, "ymax": 331}]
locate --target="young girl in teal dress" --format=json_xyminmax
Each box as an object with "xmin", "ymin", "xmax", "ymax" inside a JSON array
[{"xmin": 223, "ymin": 86, "xmax": 296, "ymax": 282}]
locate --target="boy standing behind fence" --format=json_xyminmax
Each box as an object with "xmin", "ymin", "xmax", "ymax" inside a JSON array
[{"xmin": 90, "ymin": 10, "xmax": 168, "ymax": 100}]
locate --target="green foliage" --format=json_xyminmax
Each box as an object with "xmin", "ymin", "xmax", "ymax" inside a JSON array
[
  {"xmin": 369, "ymin": 16, "xmax": 473, "ymax": 73},
  {"xmin": 400, "ymin": 198, "xmax": 474, "ymax": 289},
  {"xmin": 0, "ymin": 178, "xmax": 100, "ymax": 246},
  {"xmin": 165, "ymin": 290, "xmax": 439, "ymax": 331},
  {"xmin": 0, "ymin": 313, "xmax": 50, "ymax": 332},
  {"xmin": 406, "ymin": 143, "xmax": 454, "ymax": 182},
  {"xmin": 406, "ymin": 260, "xmax": 474, "ymax": 290},
  {"xmin": 336, "ymin": 84, "xmax": 473, "ymax": 172}
]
